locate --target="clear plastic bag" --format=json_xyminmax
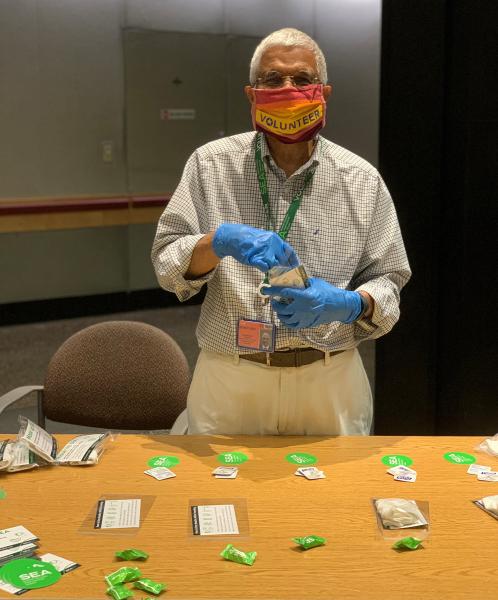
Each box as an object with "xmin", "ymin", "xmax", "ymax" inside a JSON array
[
  {"xmin": 475, "ymin": 434, "xmax": 498, "ymax": 458},
  {"xmin": 473, "ymin": 494, "xmax": 498, "ymax": 521},
  {"xmin": 17, "ymin": 415, "xmax": 58, "ymax": 462},
  {"xmin": 12, "ymin": 415, "xmax": 115, "ymax": 470},
  {"xmin": 6, "ymin": 441, "xmax": 42, "ymax": 472},
  {"xmin": 268, "ymin": 264, "xmax": 309, "ymax": 289},
  {"xmin": 374, "ymin": 498, "xmax": 428, "ymax": 529},
  {"xmin": 56, "ymin": 432, "xmax": 114, "ymax": 465},
  {"xmin": 0, "ymin": 439, "xmax": 13, "ymax": 470}
]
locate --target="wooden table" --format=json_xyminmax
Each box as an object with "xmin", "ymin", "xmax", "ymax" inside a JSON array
[{"xmin": 1, "ymin": 435, "xmax": 497, "ymax": 599}]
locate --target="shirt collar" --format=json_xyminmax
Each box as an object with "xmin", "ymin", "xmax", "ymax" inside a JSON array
[{"xmin": 260, "ymin": 133, "xmax": 321, "ymax": 178}]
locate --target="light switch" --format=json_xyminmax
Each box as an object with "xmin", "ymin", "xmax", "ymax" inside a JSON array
[{"xmin": 101, "ymin": 141, "xmax": 114, "ymax": 163}]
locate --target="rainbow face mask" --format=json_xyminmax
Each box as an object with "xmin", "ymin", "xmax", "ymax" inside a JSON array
[{"xmin": 251, "ymin": 84, "xmax": 326, "ymax": 144}]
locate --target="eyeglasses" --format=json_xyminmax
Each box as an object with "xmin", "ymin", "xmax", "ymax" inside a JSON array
[{"xmin": 255, "ymin": 71, "xmax": 320, "ymax": 89}]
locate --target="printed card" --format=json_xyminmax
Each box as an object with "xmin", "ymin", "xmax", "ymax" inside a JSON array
[
  {"xmin": 94, "ymin": 499, "xmax": 141, "ymax": 529},
  {"xmin": 0, "ymin": 527, "xmax": 38, "ymax": 552},
  {"xmin": 191, "ymin": 504, "xmax": 239, "ymax": 535}
]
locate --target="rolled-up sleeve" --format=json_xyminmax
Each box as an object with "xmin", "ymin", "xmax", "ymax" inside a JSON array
[
  {"xmin": 352, "ymin": 174, "xmax": 411, "ymax": 340},
  {"xmin": 151, "ymin": 152, "xmax": 217, "ymax": 302}
]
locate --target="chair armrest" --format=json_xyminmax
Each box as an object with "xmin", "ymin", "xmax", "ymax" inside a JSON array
[
  {"xmin": 170, "ymin": 409, "xmax": 188, "ymax": 435},
  {"xmin": 0, "ymin": 386, "xmax": 44, "ymax": 415}
]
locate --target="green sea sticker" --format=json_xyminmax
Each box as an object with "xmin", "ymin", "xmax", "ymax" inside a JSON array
[
  {"xmin": 0, "ymin": 489, "xmax": 6, "ymax": 500},
  {"xmin": 381, "ymin": 454, "xmax": 413, "ymax": 467},
  {"xmin": 217, "ymin": 452, "xmax": 248, "ymax": 465},
  {"xmin": 147, "ymin": 455, "xmax": 180, "ymax": 468},
  {"xmin": 285, "ymin": 452, "xmax": 317, "ymax": 465},
  {"xmin": 443, "ymin": 452, "xmax": 476, "ymax": 464},
  {"xmin": 0, "ymin": 558, "xmax": 61, "ymax": 590}
]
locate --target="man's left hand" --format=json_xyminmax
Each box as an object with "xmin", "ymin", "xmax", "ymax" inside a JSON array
[{"xmin": 262, "ymin": 277, "xmax": 363, "ymax": 329}]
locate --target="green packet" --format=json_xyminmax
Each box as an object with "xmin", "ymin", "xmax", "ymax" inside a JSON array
[
  {"xmin": 115, "ymin": 548, "xmax": 149, "ymax": 561},
  {"xmin": 220, "ymin": 544, "xmax": 257, "ymax": 566},
  {"xmin": 105, "ymin": 566, "xmax": 142, "ymax": 586},
  {"xmin": 106, "ymin": 584, "xmax": 134, "ymax": 599},
  {"xmin": 292, "ymin": 535, "xmax": 327, "ymax": 550},
  {"xmin": 133, "ymin": 578, "xmax": 166, "ymax": 595},
  {"xmin": 392, "ymin": 537, "xmax": 423, "ymax": 551}
]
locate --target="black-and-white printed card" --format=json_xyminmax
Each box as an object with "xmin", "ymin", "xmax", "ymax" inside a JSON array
[{"xmin": 191, "ymin": 504, "xmax": 239, "ymax": 535}]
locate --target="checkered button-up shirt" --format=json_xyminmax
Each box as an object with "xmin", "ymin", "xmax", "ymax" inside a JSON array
[{"xmin": 152, "ymin": 132, "xmax": 411, "ymax": 355}]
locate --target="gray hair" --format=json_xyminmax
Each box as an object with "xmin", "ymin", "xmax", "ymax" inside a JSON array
[{"xmin": 249, "ymin": 28, "xmax": 328, "ymax": 86}]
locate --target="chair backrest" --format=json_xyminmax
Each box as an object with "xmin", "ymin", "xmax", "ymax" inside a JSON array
[{"xmin": 43, "ymin": 321, "xmax": 190, "ymax": 429}]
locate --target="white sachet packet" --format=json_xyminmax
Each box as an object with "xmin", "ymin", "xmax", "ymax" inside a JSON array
[
  {"xmin": 375, "ymin": 498, "xmax": 428, "ymax": 529},
  {"xmin": 295, "ymin": 466, "xmax": 326, "ymax": 480},
  {"xmin": 477, "ymin": 471, "xmax": 498, "ymax": 482}
]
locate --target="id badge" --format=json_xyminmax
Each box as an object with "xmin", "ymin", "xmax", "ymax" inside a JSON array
[{"xmin": 237, "ymin": 319, "xmax": 276, "ymax": 352}]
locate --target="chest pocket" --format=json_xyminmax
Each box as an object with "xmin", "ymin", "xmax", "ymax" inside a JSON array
[{"xmin": 290, "ymin": 219, "xmax": 365, "ymax": 288}]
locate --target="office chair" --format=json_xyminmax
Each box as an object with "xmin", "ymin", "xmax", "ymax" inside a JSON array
[{"xmin": 0, "ymin": 321, "xmax": 189, "ymax": 433}]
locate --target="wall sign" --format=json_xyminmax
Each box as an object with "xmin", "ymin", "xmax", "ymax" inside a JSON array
[{"xmin": 160, "ymin": 108, "xmax": 196, "ymax": 121}]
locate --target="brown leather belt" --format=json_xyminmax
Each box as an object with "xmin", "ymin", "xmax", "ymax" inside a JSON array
[{"xmin": 241, "ymin": 347, "xmax": 345, "ymax": 368}]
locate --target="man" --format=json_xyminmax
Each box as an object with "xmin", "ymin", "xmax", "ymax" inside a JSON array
[{"xmin": 152, "ymin": 28, "xmax": 411, "ymax": 435}]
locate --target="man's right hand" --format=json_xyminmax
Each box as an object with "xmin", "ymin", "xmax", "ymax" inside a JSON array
[{"xmin": 212, "ymin": 224, "xmax": 299, "ymax": 272}]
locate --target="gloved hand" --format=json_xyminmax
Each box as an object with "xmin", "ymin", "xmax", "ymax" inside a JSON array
[
  {"xmin": 212, "ymin": 223, "xmax": 298, "ymax": 272},
  {"xmin": 262, "ymin": 277, "xmax": 363, "ymax": 329}
]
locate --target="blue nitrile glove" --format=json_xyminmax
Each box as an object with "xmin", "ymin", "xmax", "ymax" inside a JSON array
[
  {"xmin": 262, "ymin": 277, "xmax": 363, "ymax": 329},
  {"xmin": 212, "ymin": 224, "xmax": 299, "ymax": 272}
]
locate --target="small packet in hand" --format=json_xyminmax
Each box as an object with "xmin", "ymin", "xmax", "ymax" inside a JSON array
[
  {"xmin": 292, "ymin": 535, "xmax": 326, "ymax": 549},
  {"xmin": 268, "ymin": 265, "xmax": 309, "ymax": 288},
  {"xmin": 133, "ymin": 578, "xmax": 166, "ymax": 595},
  {"xmin": 220, "ymin": 544, "xmax": 257, "ymax": 566},
  {"xmin": 266, "ymin": 265, "xmax": 310, "ymax": 304}
]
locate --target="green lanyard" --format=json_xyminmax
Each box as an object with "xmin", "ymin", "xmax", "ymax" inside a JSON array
[{"xmin": 255, "ymin": 132, "xmax": 317, "ymax": 241}]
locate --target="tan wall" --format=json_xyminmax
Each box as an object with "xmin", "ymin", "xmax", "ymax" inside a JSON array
[{"xmin": 0, "ymin": 0, "xmax": 381, "ymax": 303}]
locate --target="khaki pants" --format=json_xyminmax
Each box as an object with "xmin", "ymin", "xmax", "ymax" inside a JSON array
[{"xmin": 187, "ymin": 348, "xmax": 372, "ymax": 435}]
